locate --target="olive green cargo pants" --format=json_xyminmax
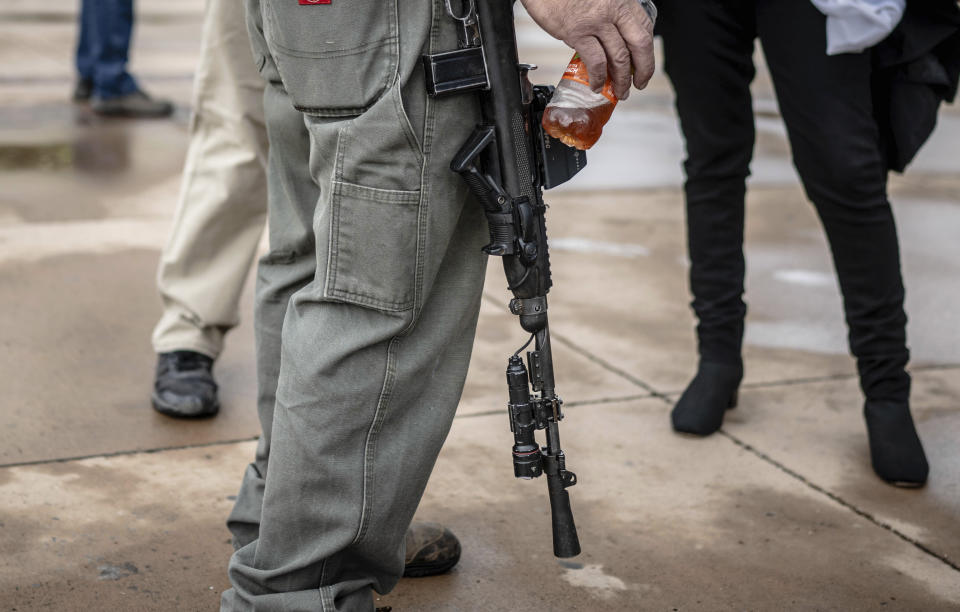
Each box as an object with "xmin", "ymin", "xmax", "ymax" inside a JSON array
[{"xmin": 221, "ymin": 1, "xmax": 487, "ymax": 609}]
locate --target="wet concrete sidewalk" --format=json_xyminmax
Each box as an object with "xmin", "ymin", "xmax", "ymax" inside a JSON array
[{"xmin": 1, "ymin": 3, "xmax": 959, "ymax": 611}]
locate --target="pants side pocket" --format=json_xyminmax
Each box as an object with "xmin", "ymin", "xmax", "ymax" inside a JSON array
[{"xmin": 325, "ymin": 181, "xmax": 420, "ymax": 312}]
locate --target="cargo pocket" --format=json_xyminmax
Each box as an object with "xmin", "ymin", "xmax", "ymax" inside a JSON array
[
  {"xmin": 325, "ymin": 181, "xmax": 420, "ymax": 312},
  {"xmin": 261, "ymin": 0, "xmax": 399, "ymax": 117}
]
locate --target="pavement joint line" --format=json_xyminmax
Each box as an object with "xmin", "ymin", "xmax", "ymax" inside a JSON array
[
  {"xmin": 482, "ymin": 291, "xmax": 959, "ymax": 400},
  {"xmin": 0, "ymin": 74, "xmax": 196, "ymax": 86},
  {"xmin": 0, "ymin": 13, "xmax": 202, "ymax": 25},
  {"xmin": 456, "ymin": 393, "xmax": 658, "ymax": 421},
  {"xmin": 718, "ymin": 429, "xmax": 960, "ymax": 575},
  {"xmin": 910, "ymin": 362, "xmax": 960, "ymax": 372},
  {"xmin": 652, "ymin": 365, "xmax": 960, "ymax": 576},
  {"xmin": 479, "ymin": 293, "xmax": 960, "ymax": 401},
  {"xmin": 551, "ymin": 333, "xmax": 670, "ymax": 400},
  {"xmin": 563, "ymin": 393, "xmax": 657, "ymax": 408},
  {"xmin": 480, "ymin": 291, "xmax": 960, "ymax": 573},
  {"xmin": 479, "ymin": 292, "xmax": 671, "ymax": 399},
  {"xmin": 656, "ymin": 362, "xmax": 960, "ymax": 397},
  {"xmin": 0, "ymin": 436, "xmax": 260, "ymax": 470}
]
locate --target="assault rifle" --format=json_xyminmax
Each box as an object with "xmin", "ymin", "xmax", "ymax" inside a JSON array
[{"xmin": 423, "ymin": 0, "xmax": 587, "ymax": 558}]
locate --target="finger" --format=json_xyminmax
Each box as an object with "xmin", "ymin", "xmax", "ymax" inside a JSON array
[
  {"xmin": 596, "ymin": 25, "xmax": 633, "ymax": 100},
  {"xmin": 629, "ymin": 34, "xmax": 655, "ymax": 90},
  {"xmin": 615, "ymin": 6, "xmax": 656, "ymax": 89},
  {"xmin": 569, "ymin": 36, "xmax": 607, "ymax": 92}
]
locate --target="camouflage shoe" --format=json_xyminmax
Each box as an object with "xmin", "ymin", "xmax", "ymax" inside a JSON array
[{"xmin": 403, "ymin": 522, "xmax": 461, "ymax": 578}]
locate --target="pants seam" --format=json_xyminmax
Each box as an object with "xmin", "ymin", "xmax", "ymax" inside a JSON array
[
  {"xmin": 410, "ymin": 30, "xmax": 437, "ymax": 324},
  {"xmin": 316, "ymin": 121, "xmax": 345, "ymax": 612},
  {"xmin": 351, "ymin": 23, "xmax": 434, "ymax": 542},
  {"xmin": 353, "ymin": 55, "xmax": 430, "ymax": 542},
  {"xmin": 410, "ymin": 133, "xmax": 431, "ymax": 326},
  {"xmin": 319, "ymin": 584, "xmax": 334, "ymax": 611},
  {"xmin": 324, "ymin": 126, "xmax": 346, "ymax": 299},
  {"xmin": 353, "ymin": 336, "xmax": 402, "ymax": 544}
]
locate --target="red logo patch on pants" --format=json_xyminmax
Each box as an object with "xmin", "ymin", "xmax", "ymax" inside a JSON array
[{"xmin": 299, "ymin": 0, "xmax": 331, "ymax": 4}]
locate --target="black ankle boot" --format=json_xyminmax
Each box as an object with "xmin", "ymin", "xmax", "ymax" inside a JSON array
[
  {"xmin": 671, "ymin": 361, "xmax": 743, "ymax": 436},
  {"xmin": 864, "ymin": 400, "xmax": 928, "ymax": 487}
]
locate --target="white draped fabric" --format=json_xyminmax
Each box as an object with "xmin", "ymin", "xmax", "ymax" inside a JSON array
[{"xmin": 810, "ymin": 0, "xmax": 906, "ymax": 55}]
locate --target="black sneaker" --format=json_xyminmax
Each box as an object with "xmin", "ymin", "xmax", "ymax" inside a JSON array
[
  {"xmin": 403, "ymin": 522, "xmax": 461, "ymax": 578},
  {"xmin": 91, "ymin": 90, "xmax": 173, "ymax": 118},
  {"xmin": 152, "ymin": 351, "xmax": 219, "ymax": 418},
  {"xmin": 72, "ymin": 78, "xmax": 94, "ymax": 102}
]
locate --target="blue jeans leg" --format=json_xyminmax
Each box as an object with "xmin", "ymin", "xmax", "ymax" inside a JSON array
[{"xmin": 76, "ymin": 0, "xmax": 139, "ymax": 98}]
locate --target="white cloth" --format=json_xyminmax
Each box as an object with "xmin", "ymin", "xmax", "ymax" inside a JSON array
[{"xmin": 810, "ymin": 0, "xmax": 906, "ymax": 55}]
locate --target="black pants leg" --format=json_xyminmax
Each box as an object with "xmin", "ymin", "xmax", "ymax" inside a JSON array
[
  {"xmin": 658, "ymin": 0, "xmax": 757, "ymax": 365},
  {"xmin": 757, "ymin": 0, "xmax": 910, "ymax": 403},
  {"xmin": 658, "ymin": 0, "xmax": 925, "ymax": 483},
  {"xmin": 659, "ymin": 0, "xmax": 910, "ymax": 401}
]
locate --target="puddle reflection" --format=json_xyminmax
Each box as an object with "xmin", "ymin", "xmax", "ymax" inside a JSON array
[{"xmin": 0, "ymin": 102, "xmax": 191, "ymax": 175}]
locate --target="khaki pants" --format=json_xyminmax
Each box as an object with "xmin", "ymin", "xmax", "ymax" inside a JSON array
[{"xmin": 152, "ymin": 0, "xmax": 268, "ymax": 359}]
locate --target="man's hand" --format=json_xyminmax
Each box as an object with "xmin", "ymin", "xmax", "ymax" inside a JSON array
[{"xmin": 520, "ymin": 0, "xmax": 655, "ymax": 100}]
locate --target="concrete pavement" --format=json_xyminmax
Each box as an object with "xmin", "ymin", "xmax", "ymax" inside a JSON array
[{"xmin": 1, "ymin": 2, "xmax": 959, "ymax": 610}]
